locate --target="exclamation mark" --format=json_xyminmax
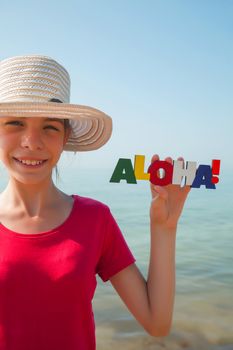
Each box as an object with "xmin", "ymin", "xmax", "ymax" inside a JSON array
[{"xmin": 211, "ymin": 159, "xmax": 221, "ymax": 184}]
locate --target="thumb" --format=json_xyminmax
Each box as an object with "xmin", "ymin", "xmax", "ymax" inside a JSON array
[{"xmin": 151, "ymin": 185, "xmax": 168, "ymax": 201}]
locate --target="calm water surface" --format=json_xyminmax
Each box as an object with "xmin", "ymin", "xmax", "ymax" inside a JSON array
[{"xmin": 0, "ymin": 163, "xmax": 232, "ymax": 349}]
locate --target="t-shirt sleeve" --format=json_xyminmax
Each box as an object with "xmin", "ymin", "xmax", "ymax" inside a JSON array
[{"xmin": 96, "ymin": 207, "xmax": 136, "ymax": 282}]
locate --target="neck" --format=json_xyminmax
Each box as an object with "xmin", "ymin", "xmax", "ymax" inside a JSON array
[{"xmin": 0, "ymin": 177, "xmax": 65, "ymax": 218}]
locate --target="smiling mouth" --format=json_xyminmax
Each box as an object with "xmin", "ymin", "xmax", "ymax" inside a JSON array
[{"xmin": 13, "ymin": 158, "xmax": 48, "ymax": 167}]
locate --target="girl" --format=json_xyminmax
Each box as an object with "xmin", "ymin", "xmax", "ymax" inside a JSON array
[{"xmin": 0, "ymin": 55, "xmax": 190, "ymax": 350}]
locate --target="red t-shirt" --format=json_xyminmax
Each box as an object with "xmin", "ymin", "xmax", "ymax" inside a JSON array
[{"xmin": 0, "ymin": 194, "xmax": 136, "ymax": 350}]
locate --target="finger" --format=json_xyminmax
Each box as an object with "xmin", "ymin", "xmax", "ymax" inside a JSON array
[
  {"xmin": 152, "ymin": 185, "xmax": 168, "ymax": 201},
  {"xmin": 182, "ymin": 184, "xmax": 191, "ymax": 194},
  {"xmin": 164, "ymin": 156, "xmax": 173, "ymax": 164},
  {"xmin": 151, "ymin": 154, "xmax": 160, "ymax": 164},
  {"xmin": 150, "ymin": 182, "xmax": 168, "ymax": 198}
]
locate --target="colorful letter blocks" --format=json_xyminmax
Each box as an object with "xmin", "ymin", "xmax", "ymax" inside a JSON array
[{"xmin": 110, "ymin": 155, "xmax": 221, "ymax": 189}]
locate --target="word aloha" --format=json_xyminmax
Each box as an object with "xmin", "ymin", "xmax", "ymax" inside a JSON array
[{"xmin": 110, "ymin": 155, "xmax": 221, "ymax": 189}]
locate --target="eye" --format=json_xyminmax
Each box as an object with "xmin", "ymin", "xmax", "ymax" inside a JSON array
[
  {"xmin": 6, "ymin": 120, "xmax": 23, "ymax": 126},
  {"xmin": 44, "ymin": 125, "xmax": 60, "ymax": 131},
  {"xmin": 4, "ymin": 121, "xmax": 60, "ymax": 131}
]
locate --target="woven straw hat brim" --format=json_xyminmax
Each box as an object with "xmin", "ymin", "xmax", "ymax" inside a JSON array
[{"xmin": 0, "ymin": 102, "xmax": 112, "ymax": 152}]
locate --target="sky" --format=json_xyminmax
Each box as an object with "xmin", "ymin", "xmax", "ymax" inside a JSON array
[{"xmin": 0, "ymin": 0, "xmax": 232, "ymax": 179}]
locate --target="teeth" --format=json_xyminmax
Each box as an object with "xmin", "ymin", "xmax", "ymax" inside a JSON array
[{"xmin": 18, "ymin": 159, "xmax": 44, "ymax": 165}]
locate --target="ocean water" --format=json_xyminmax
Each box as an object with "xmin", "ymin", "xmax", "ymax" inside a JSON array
[{"xmin": 0, "ymin": 163, "xmax": 232, "ymax": 349}]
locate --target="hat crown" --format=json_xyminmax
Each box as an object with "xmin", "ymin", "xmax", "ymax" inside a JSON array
[{"xmin": 0, "ymin": 55, "xmax": 71, "ymax": 103}]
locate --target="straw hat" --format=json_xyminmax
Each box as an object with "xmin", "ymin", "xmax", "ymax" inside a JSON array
[{"xmin": 0, "ymin": 55, "xmax": 112, "ymax": 152}]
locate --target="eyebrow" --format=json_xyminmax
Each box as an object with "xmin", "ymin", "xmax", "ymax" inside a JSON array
[
  {"xmin": 44, "ymin": 118, "xmax": 64, "ymax": 125},
  {"xmin": 3, "ymin": 117, "xmax": 65, "ymax": 126}
]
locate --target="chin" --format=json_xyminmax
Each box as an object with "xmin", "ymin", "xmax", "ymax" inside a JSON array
[{"xmin": 10, "ymin": 173, "xmax": 53, "ymax": 186}]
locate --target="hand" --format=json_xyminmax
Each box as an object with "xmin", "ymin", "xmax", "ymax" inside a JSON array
[{"xmin": 149, "ymin": 154, "xmax": 191, "ymax": 231}]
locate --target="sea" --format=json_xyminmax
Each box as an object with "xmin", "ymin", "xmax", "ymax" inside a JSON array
[{"xmin": 0, "ymin": 163, "xmax": 232, "ymax": 350}]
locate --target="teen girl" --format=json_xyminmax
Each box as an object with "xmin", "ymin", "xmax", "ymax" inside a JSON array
[{"xmin": 0, "ymin": 55, "xmax": 190, "ymax": 350}]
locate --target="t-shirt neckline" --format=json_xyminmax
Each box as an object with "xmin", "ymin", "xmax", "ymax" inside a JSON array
[{"xmin": 0, "ymin": 194, "xmax": 77, "ymax": 239}]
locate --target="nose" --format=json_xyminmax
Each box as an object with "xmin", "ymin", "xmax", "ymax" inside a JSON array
[{"xmin": 20, "ymin": 128, "xmax": 44, "ymax": 150}]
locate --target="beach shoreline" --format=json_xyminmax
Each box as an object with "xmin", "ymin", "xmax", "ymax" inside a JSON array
[
  {"xmin": 96, "ymin": 321, "xmax": 233, "ymax": 350},
  {"xmin": 94, "ymin": 286, "xmax": 233, "ymax": 350}
]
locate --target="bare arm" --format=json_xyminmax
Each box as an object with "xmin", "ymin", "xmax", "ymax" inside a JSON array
[
  {"xmin": 110, "ymin": 227, "xmax": 177, "ymax": 337},
  {"xmin": 110, "ymin": 154, "xmax": 190, "ymax": 337},
  {"xmin": 146, "ymin": 225, "xmax": 177, "ymax": 335}
]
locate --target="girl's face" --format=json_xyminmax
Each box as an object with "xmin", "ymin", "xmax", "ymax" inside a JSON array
[{"xmin": 0, "ymin": 116, "xmax": 70, "ymax": 185}]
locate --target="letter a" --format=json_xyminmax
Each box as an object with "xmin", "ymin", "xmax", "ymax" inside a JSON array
[
  {"xmin": 191, "ymin": 165, "xmax": 216, "ymax": 189},
  {"xmin": 110, "ymin": 158, "xmax": 137, "ymax": 184}
]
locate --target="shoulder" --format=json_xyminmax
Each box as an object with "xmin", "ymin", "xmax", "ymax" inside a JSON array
[
  {"xmin": 71, "ymin": 195, "xmax": 115, "ymax": 232},
  {"xmin": 72, "ymin": 194, "xmax": 111, "ymax": 216}
]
